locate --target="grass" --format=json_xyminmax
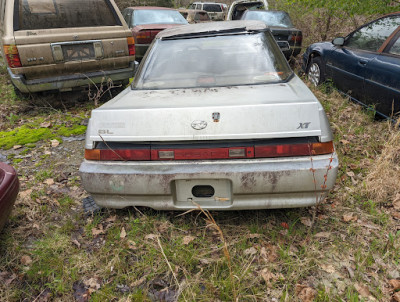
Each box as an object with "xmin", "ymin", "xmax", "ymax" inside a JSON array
[{"xmin": 1, "ymin": 55, "xmax": 400, "ymax": 302}]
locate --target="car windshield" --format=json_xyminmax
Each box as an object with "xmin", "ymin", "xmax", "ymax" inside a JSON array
[
  {"xmin": 243, "ymin": 11, "xmax": 294, "ymax": 28},
  {"xmin": 133, "ymin": 32, "xmax": 292, "ymax": 89},
  {"xmin": 17, "ymin": 0, "xmax": 119, "ymax": 30},
  {"xmin": 133, "ymin": 10, "xmax": 188, "ymax": 26}
]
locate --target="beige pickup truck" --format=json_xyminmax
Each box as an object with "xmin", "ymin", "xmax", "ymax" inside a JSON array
[{"xmin": 0, "ymin": 0, "xmax": 136, "ymax": 94}]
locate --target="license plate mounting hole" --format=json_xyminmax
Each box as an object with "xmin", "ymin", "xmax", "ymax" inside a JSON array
[{"xmin": 192, "ymin": 185, "xmax": 215, "ymax": 198}]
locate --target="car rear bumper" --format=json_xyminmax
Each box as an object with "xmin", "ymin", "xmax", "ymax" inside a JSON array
[
  {"xmin": 8, "ymin": 62, "xmax": 135, "ymax": 93},
  {"xmin": 79, "ymin": 153, "xmax": 338, "ymax": 210}
]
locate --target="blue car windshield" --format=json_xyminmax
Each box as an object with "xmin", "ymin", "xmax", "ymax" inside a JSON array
[
  {"xmin": 243, "ymin": 11, "xmax": 294, "ymax": 28},
  {"xmin": 133, "ymin": 32, "xmax": 292, "ymax": 90}
]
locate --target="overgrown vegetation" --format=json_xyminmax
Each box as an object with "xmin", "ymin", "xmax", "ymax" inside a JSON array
[{"xmin": 1, "ymin": 2, "xmax": 400, "ymax": 301}]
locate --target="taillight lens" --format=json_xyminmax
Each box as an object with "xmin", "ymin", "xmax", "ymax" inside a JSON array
[
  {"xmin": 136, "ymin": 30, "xmax": 160, "ymax": 44},
  {"xmin": 85, "ymin": 141, "xmax": 334, "ymax": 161},
  {"xmin": 290, "ymin": 33, "xmax": 302, "ymax": 44},
  {"xmin": 136, "ymin": 30, "xmax": 152, "ymax": 44},
  {"xmin": 85, "ymin": 148, "xmax": 150, "ymax": 161},
  {"xmin": 3, "ymin": 45, "xmax": 22, "ymax": 68},
  {"xmin": 127, "ymin": 37, "xmax": 135, "ymax": 56},
  {"xmin": 255, "ymin": 141, "xmax": 334, "ymax": 158}
]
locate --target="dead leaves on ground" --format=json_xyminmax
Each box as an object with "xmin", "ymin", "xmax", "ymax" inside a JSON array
[
  {"xmin": 343, "ymin": 213, "xmax": 358, "ymax": 222},
  {"xmin": 260, "ymin": 268, "xmax": 285, "ymax": 286},
  {"xmin": 73, "ymin": 277, "xmax": 102, "ymax": 302},
  {"xmin": 389, "ymin": 279, "xmax": 400, "ymax": 290},
  {"xmin": 354, "ymin": 283, "xmax": 375, "ymax": 300},
  {"xmin": 120, "ymin": 227, "xmax": 127, "ymax": 239},
  {"xmin": 295, "ymin": 284, "xmax": 317, "ymax": 302},
  {"xmin": 20, "ymin": 255, "xmax": 32, "ymax": 266},
  {"xmin": 393, "ymin": 193, "xmax": 400, "ymax": 211},
  {"xmin": 91, "ymin": 224, "xmax": 105, "ymax": 237},
  {"xmin": 0, "ymin": 271, "xmax": 17, "ymax": 286},
  {"xmin": 390, "ymin": 279, "xmax": 400, "ymax": 302},
  {"xmin": 182, "ymin": 235, "xmax": 195, "ymax": 245}
]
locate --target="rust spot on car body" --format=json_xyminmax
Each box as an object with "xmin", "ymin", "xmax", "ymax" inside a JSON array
[
  {"xmin": 240, "ymin": 173, "xmax": 256, "ymax": 190},
  {"xmin": 239, "ymin": 170, "xmax": 292, "ymax": 192}
]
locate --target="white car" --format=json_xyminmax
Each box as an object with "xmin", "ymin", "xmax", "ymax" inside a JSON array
[
  {"xmin": 226, "ymin": 0, "xmax": 269, "ymax": 20},
  {"xmin": 80, "ymin": 21, "xmax": 338, "ymax": 211},
  {"xmin": 188, "ymin": 2, "xmax": 226, "ymax": 20}
]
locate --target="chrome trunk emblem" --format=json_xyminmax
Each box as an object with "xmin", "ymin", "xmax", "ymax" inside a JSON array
[
  {"xmin": 212, "ymin": 112, "xmax": 220, "ymax": 122},
  {"xmin": 191, "ymin": 120, "xmax": 207, "ymax": 130}
]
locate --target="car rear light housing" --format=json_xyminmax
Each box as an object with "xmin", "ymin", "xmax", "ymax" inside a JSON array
[
  {"xmin": 290, "ymin": 33, "xmax": 302, "ymax": 43},
  {"xmin": 136, "ymin": 30, "xmax": 161, "ymax": 45},
  {"xmin": 127, "ymin": 37, "xmax": 135, "ymax": 56},
  {"xmin": 85, "ymin": 148, "xmax": 150, "ymax": 161},
  {"xmin": 3, "ymin": 45, "xmax": 22, "ymax": 68},
  {"xmin": 84, "ymin": 141, "xmax": 334, "ymax": 161}
]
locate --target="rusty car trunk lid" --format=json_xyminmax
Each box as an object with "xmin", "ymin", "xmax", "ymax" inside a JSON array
[{"xmin": 86, "ymin": 76, "xmax": 324, "ymax": 146}]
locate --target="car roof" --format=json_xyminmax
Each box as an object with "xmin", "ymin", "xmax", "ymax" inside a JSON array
[
  {"xmin": 127, "ymin": 6, "xmax": 176, "ymax": 10},
  {"xmin": 157, "ymin": 20, "xmax": 267, "ymax": 39}
]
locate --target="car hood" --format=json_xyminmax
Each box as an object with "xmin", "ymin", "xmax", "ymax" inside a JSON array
[{"xmin": 85, "ymin": 76, "xmax": 332, "ymax": 148}]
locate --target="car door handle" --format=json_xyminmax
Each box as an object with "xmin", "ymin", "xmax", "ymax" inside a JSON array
[{"xmin": 358, "ymin": 60, "xmax": 367, "ymax": 66}]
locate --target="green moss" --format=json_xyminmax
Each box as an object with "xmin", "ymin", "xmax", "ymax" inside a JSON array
[
  {"xmin": 20, "ymin": 149, "xmax": 30, "ymax": 155},
  {"xmin": 13, "ymin": 158, "xmax": 23, "ymax": 164},
  {"xmin": 0, "ymin": 123, "xmax": 87, "ymax": 150},
  {"xmin": 0, "ymin": 126, "xmax": 54, "ymax": 149},
  {"xmin": 56, "ymin": 125, "xmax": 86, "ymax": 137}
]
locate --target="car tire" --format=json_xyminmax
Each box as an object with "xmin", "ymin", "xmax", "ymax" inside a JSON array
[
  {"xmin": 307, "ymin": 56, "xmax": 325, "ymax": 86},
  {"xmin": 82, "ymin": 196, "xmax": 102, "ymax": 215}
]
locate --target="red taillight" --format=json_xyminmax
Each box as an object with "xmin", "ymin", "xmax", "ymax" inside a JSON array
[
  {"xmin": 290, "ymin": 33, "xmax": 302, "ymax": 43},
  {"xmin": 85, "ymin": 149, "xmax": 150, "ymax": 161},
  {"xmin": 255, "ymin": 141, "xmax": 334, "ymax": 158},
  {"xmin": 127, "ymin": 37, "xmax": 135, "ymax": 56},
  {"xmin": 136, "ymin": 30, "xmax": 152, "ymax": 44},
  {"xmin": 3, "ymin": 45, "xmax": 22, "ymax": 68},
  {"xmin": 85, "ymin": 141, "xmax": 334, "ymax": 161}
]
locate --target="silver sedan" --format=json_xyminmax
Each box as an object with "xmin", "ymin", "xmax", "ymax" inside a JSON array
[{"xmin": 80, "ymin": 21, "xmax": 338, "ymax": 210}]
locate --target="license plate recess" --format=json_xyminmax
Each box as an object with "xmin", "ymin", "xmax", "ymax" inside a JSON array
[{"xmin": 174, "ymin": 179, "xmax": 232, "ymax": 208}]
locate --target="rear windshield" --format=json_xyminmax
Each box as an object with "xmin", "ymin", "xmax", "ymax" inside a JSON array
[
  {"xmin": 133, "ymin": 32, "xmax": 292, "ymax": 90},
  {"xmin": 16, "ymin": 0, "xmax": 120, "ymax": 30},
  {"xmin": 243, "ymin": 11, "xmax": 294, "ymax": 28},
  {"xmin": 133, "ymin": 9, "xmax": 188, "ymax": 26},
  {"xmin": 202, "ymin": 4, "xmax": 222, "ymax": 12}
]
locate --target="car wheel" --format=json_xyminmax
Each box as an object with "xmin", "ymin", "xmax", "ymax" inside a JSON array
[
  {"xmin": 82, "ymin": 196, "xmax": 102, "ymax": 215},
  {"xmin": 307, "ymin": 56, "xmax": 325, "ymax": 86}
]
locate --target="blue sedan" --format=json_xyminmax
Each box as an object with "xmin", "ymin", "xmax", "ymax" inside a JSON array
[{"xmin": 302, "ymin": 12, "xmax": 400, "ymax": 118}]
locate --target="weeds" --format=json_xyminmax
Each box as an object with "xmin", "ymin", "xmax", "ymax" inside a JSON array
[{"xmin": 363, "ymin": 120, "xmax": 400, "ymax": 203}]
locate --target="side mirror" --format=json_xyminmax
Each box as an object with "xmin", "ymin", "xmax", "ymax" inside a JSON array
[{"xmin": 332, "ymin": 37, "xmax": 345, "ymax": 46}]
